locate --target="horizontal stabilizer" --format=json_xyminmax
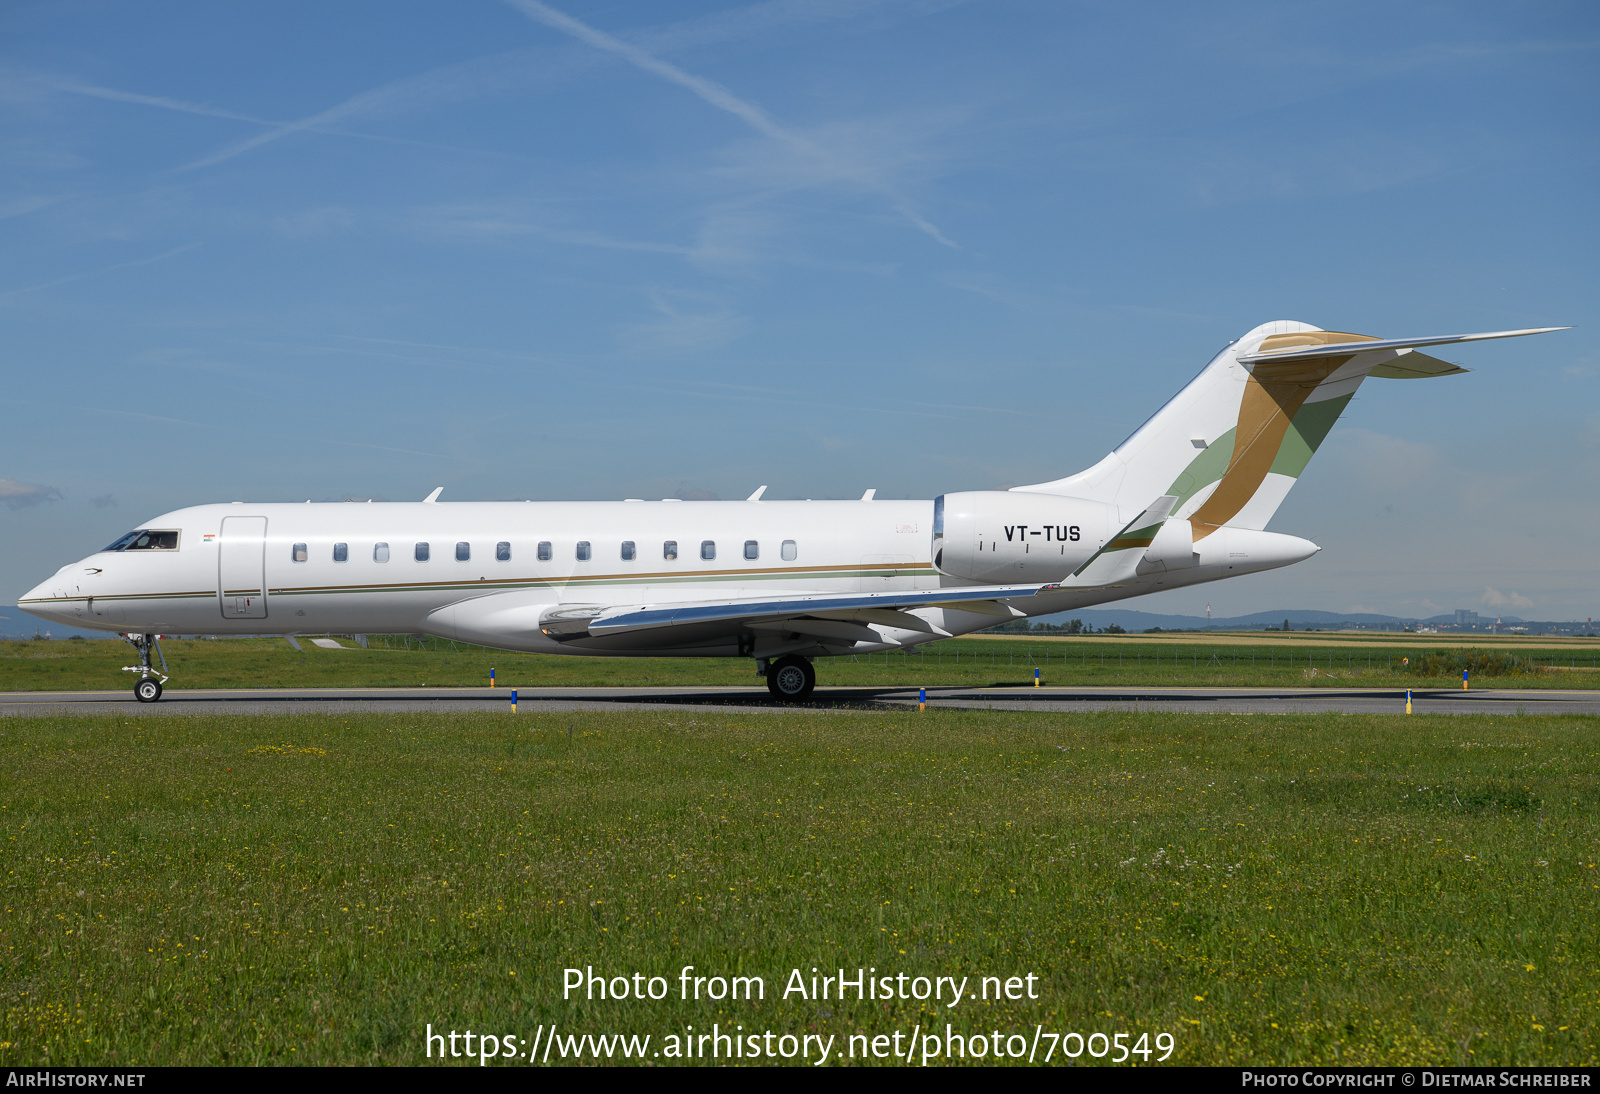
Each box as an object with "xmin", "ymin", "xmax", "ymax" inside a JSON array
[{"xmin": 1237, "ymin": 326, "xmax": 1567, "ymax": 365}]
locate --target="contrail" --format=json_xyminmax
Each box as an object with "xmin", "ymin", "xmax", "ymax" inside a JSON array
[
  {"xmin": 40, "ymin": 70, "xmax": 553, "ymax": 167},
  {"xmin": 503, "ymin": 0, "xmax": 958, "ymax": 248},
  {"xmin": 177, "ymin": 80, "xmax": 414, "ymax": 170},
  {"xmin": 0, "ymin": 244, "xmax": 200, "ymax": 302},
  {"xmin": 46, "ymin": 79, "xmax": 278, "ymax": 125},
  {"xmin": 507, "ymin": 0, "xmax": 798, "ymax": 143}
]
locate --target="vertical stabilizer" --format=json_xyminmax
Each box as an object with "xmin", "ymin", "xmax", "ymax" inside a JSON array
[{"xmin": 1012, "ymin": 320, "xmax": 1527, "ymax": 538}]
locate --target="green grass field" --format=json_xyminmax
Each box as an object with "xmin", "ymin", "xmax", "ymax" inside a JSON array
[
  {"xmin": 4, "ymin": 633, "xmax": 1598, "ymax": 693},
  {"xmin": 3, "ymin": 708, "xmax": 1597, "ymax": 1066}
]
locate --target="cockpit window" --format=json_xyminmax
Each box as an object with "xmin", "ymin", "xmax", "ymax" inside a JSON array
[{"xmin": 103, "ymin": 529, "xmax": 179, "ymax": 552}]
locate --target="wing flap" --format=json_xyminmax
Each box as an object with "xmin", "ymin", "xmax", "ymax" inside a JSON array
[{"xmin": 747, "ymin": 619, "xmax": 882, "ymax": 643}]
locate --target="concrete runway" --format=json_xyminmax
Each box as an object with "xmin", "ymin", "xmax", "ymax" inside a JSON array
[{"xmin": 3, "ymin": 684, "xmax": 1598, "ymax": 716}]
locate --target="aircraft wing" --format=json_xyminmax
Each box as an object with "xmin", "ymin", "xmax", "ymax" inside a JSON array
[
  {"xmin": 437, "ymin": 577, "xmax": 1128, "ymax": 651},
  {"xmin": 542, "ymin": 521, "xmax": 1191, "ymax": 645},
  {"xmin": 444, "ymin": 565, "xmax": 1151, "ymax": 651},
  {"xmin": 567, "ymin": 583, "xmax": 1053, "ymax": 641}
]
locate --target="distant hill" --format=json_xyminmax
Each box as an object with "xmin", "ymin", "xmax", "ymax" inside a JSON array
[{"xmin": 1009, "ymin": 608, "xmax": 1530, "ymax": 633}]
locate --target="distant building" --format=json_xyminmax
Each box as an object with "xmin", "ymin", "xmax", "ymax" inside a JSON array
[{"xmin": 1455, "ymin": 609, "xmax": 1479, "ymax": 627}]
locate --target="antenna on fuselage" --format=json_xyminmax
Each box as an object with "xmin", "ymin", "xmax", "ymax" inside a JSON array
[{"xmin": 423, "ymin": 487, "xmax": 443, "ymax": 503}]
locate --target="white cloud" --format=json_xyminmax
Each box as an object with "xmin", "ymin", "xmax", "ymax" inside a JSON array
[
  {"xmin": 0, "ymin": 478, "xmax": 63, "ymax": 509},
  {"xmin": 618, "ymin": 290, "xmax": 750, "ymax": 355},
  {"xmin": 1481, "ymin": 586, "xmax": 1534, "ymax": 610},
  {"xmin": 1173, "ymin": 133, "xmax": 1453, "ymax": 209},
  {"xmin": 0, "ymin": 195, "xmax": 60, "ymax": 220},
  {"xmin": 404, "ymin": 202, "xmax": 697, "ymax": 258},
  {"xmin": 1321, "ymin": 427, "xmax": 1442, "ymax": 491}
]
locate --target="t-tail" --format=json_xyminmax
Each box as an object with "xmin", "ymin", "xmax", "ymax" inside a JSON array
[
  {"xmin": 1013, "ymin": 320, "xmax": 1567, "ymax": 536},
  {"xmin": 931, "ymin": 320, "xmax": 1563, "ymax": 590}
]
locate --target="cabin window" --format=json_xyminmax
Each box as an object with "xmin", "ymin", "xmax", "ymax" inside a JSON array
[
  {"xmin": 456, "ymin": 541, "xmax": 471, "ymax": 562},
  {"xmin": 537, "ymin": 541, "xmax": 552, "ymax": 561},
  {"xmin": 621, "ymin": 541, "xmax": 636, "ymax": 561},
  {"xmin": 105, "ymin": 529, "xmax": 180, "ymax": 552},
  {"xmin": 744, "ymin": 540, "xmax": 759, "ymax": 560},
  {"xmin": 292, "ymin": 543, "xmax": 308, "ymax": 563},
  {"xmin": 576, "ymin": 541, "xmax": 591, "ymax": 561},
  {"xmin": 333, "ymin": 542, "xmax": 348, "ymax": 563},
  {"xmin": 781, "ymin": 540, "xmax": 797, "ymax": 561},
  {"xmin": 496, "ymin": 541, "xmax": 511, "ymax": 561},
  {"xmin": 701, "ymin": 540, "xmax": 716, "ymax": 561},
  {"xmin": 374, "ymin": 542, "xmax": 390, "ymax": 563},
  {"xmin": 415, "ymin": 542, "xmax": 430, "ymax": 562},
  {"xmin": 663, "ymin": 540, "xmax": 678, "ymax": 560}
]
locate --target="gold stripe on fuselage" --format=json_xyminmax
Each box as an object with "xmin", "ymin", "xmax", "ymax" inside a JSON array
[{"xmin": 22, "ymin": 563, "xmax": 941, "ymax": 606}]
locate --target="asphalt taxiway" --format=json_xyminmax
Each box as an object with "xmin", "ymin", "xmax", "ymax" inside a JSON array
[{"xmin": 2, "ymin": 685, "xmax": 1597, "ymax": 716}]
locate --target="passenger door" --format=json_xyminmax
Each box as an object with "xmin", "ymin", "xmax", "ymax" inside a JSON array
[{"xmin": 218, "ymin": 516, "xmax": 268, "ymax": 618}]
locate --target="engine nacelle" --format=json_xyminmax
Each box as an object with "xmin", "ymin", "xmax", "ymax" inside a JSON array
[
  {"xmin": 932, "ymin": 491, "xmax": 1116, "ymax": 584},
  {"xmin": 1136, "ymin": 517, "xmax": 1196, "ymax": 575}
]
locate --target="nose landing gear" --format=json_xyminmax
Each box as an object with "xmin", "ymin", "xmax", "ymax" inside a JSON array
[{"xmin": 121, "ymin": 633, "xmax": 169, "ymax": 702}]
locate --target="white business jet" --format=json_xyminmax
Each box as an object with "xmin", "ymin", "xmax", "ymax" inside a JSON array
[{"xmin": 19, "ymin": 321, "xmax": 1564, "ymax": 702}]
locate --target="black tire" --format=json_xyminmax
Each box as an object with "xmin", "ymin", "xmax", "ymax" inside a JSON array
[
  {"xmin": 766, "ymin": 656, "xmax": 815, "ymax": 701},
  {"xmin": 134, "ymin": 678, "xmax": 162, "ymax": 703}
]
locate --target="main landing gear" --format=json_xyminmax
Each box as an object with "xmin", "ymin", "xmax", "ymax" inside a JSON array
[
  {"xmin": 764, "ymin": 655, "xmax": 815, "ymax": 701},
  {"xmin": 121, "ymin": 633, "xmax": 169, "ymax": 703}
]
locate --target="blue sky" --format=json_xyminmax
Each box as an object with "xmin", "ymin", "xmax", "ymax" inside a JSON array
[{"xmin": 2, "ymin": 0, "xmax": 1596, "ymax": 626}]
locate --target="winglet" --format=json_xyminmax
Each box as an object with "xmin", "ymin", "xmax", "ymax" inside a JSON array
[
  {"xmin": 746, "ymin": 485, "xmax": 767, "ymax": 502},
  {"xmin": 422, "ymin": 487, "xmax": 443, "ymax": 503}
]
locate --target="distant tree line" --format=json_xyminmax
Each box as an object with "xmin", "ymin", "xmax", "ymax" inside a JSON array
[{"xmin": 985, "ymin": 619, "xmax": 1126, "ymax": 635}]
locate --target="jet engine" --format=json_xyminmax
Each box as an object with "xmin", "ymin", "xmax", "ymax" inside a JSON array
[{"xmin": 931, "ymin": 491, "xmax": 1115, "ymax": 584}]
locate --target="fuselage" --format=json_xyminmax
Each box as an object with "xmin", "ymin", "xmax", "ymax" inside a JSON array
[
  {"xmin": 18, "ymin": 496, "xmax": 1315, "ymax": 657},
  {"xmin": 20, "ymin": 499, "xmax": 932, "ymax": 646}
]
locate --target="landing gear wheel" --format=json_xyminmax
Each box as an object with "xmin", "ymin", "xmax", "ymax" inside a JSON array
[
  {"xmin": 121, "ymin": 633, "xmax": 169, "ymax": 700},
  {"xmin": 766, "ymin": 656, "xmax": 815, "ymax": 701}
]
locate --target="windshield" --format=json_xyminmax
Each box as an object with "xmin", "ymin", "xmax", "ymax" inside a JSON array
[{"xmin": 103, "ymin": 529, "xmax": 180, "ymax": 552}]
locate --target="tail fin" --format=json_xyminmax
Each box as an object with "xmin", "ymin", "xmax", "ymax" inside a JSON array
[{"xmin": 1015, "ymin": 320, "xmax": 1564, "ymax": 538}]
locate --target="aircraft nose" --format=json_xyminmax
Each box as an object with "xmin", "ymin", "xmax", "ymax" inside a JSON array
[
  {"xmin": 19, "ymin": 577, "xmax": 56, "ymax": 607},
  {"xmin": 18, "ymin": 569, "xmax": 82, "ymax": 626}
]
